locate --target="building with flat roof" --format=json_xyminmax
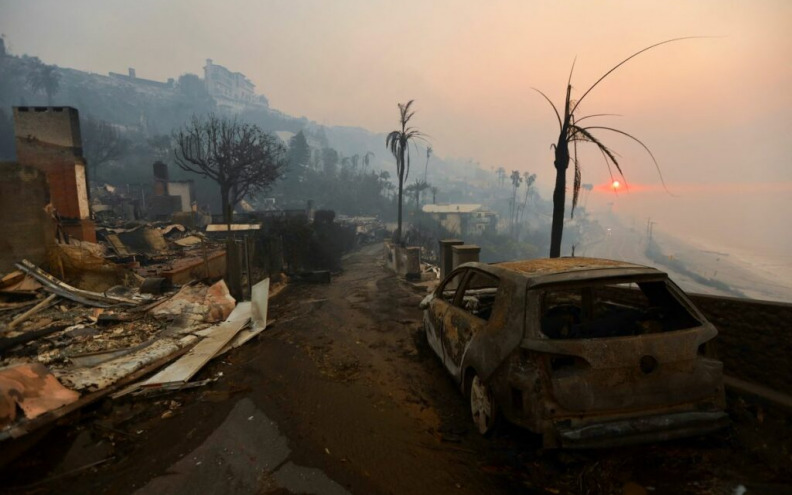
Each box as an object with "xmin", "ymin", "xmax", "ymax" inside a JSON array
[
  {"xmin": 422, "ymin": 204, "xmax": 497, "ymax": 236},
  {"xmin": 203, "ymin": 59, "xmax": 256, "ymax": 107}
]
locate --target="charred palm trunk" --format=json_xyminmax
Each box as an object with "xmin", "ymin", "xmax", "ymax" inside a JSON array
[
  {"xmin": 550, "ymin": 133, "xmax": 569, "ymax": 258},
  {"xmin": 395, "ymin": 149, "xmax": 405, "ymax": 245}
]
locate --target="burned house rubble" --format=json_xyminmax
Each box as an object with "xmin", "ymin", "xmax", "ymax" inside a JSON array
[{"xmin": 0, "ymin": 106, "xmax": 373, "ymax": 459}]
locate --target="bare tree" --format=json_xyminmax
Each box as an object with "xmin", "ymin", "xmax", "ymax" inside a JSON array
[
  {"xmin": 535, "ymin": 38, "xmax": 692, "ymax": 257},
  {"xmin": 26, "ymin": 60, "xmax": 60, "ymax": 105},
  {"xmin": 80, "ymin": 116, "xmax": 129, "ymax": 180},
  {"xmin": 174, "ymin": 114, "xmax": 286, "ymax": 224}
]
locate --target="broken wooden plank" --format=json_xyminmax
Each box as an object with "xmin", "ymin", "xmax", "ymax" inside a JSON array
[
  {"xmin": 7, "ymin": 294, "xmax": 58, "ymax": 330},
  {"xmin": 0, "ymin": 272, "xmax": 42, "ymax": 293},
  {"xmin": 0, "ymin": 271, "xmax": 25, "ymax": 289},
  {"xmin": 0, "ymin": 300, "xmax": 39, "ymax": 312},
  {"xmin": 139, "ymin": 304, "xmax": 250, "ymax": 387},
  {"xmin": 0, "ymin": 323, "xmax": 71, "ymax": 354},
  {"xmin": 130, "ymin": 378, "xmax": 214, "ymax": 398},
  {"xmin": 15, "ymin": 259, "xmax": 139, "ymax": 307},
  {"xmin": 104, "ymin": 233, "xmax": 133, "ymax": 257}
]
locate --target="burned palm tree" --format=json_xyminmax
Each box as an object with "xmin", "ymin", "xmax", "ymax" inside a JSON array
[
  {"xmin": 509, "ymin": 170, "xmax": 522, "ymax": 236},
  {"xmin": 386, "ymin": 100, "xmax": 426, "ymax": 244},
  {"xmin": 537, "ymin": 38, "xmax": 690, "ymax": 258},
  {"xmin": 362, "ymin": 151, "xmax": 375, "ymax": 173},
  {"xmin": 423, "ymin": 146, "xmax": 433, "ymax": 182}
]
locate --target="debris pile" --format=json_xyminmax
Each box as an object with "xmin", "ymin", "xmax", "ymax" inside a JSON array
[{"xmin": 0, "ymin": 241, "xmax": 270, "ymax": 447}]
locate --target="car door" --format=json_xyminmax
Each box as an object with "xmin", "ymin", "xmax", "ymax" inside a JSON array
[
  {"xmin": 426, "ymin": 269, "xmax": 467, "ymax": 366},
  {"xmin": 441, "ymin": 269, "xmax": 500, "ymax": 380}
]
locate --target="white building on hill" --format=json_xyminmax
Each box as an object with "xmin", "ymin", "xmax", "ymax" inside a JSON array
[{"xmin": 422, "ymin": 204, "xmax": 497, "ymax": 236}]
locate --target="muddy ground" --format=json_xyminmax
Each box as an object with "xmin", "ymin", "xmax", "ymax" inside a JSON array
[{"xmin": 1, "ymin": 244, "xmax": 791, "ymax": 494}]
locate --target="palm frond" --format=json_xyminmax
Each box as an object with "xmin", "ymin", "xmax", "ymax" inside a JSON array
[
  {"xmin": 575, "ymin": 113, "xmax": 622, "ymax": 123},
  {"xmin": 385, "ymin": 131, "xmax": 400, "ymax": 157},
  {"xmin": 572, "ymin": 125, "xmax": 624, "ymax": 180},
  {"xmin": 596, "ymin": 146, "xmax": 618, "ymax": 186},
  {"xmin": 571, "ymin": 137, "xmax": 581, "ymax": 218},
  {"xmin": 567, "ymin": 57, "xmax": 577, "ymax": 88},
  {"xmin": 583, "ymin": 125, "xmax": 672, "ymax": 194},
  {"xmin": 572, "ymin": 37, "xmax": 703, "ymax": 115},
  {"xmin": 532, "ymin": 88, "xmax": 562, "ymax": 129}
]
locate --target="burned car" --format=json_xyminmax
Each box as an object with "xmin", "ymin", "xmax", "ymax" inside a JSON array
[{"xmin": 420, "ymin": 257, "xmax": 728, "ymax": 448}]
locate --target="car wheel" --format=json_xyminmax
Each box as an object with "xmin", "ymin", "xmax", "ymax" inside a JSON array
[{"xmin": 469, "ymin": 373, "xmax": 497, "ymax": 435}]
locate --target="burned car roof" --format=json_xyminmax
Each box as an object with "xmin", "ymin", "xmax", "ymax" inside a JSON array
[{"xmin": 458, "ymin": 257, "xmax": 665, "ymax": 287}]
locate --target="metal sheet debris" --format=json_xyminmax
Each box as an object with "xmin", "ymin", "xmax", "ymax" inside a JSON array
[
  {"xmin": 173, "ymin": 235, "xmax": 203, "ymax": 247},
  {"xmin": 150, "ymin": 280, "xmax": 236, "ymax": 324},
  {"xmin": 219, "ymin": 278, "xmax": 270, "ymax": 354},
  {"xmin": 205, "ymin": 224, "xmax": 261, "ymax": 232},
  {"xmin": 15, "ymin": 260, "xmax": 139, "ymax": 308},
  {"xmin": 56, "ymin": 336, "xmax": 195, "ymax": 392},
  {"xmin": 138, "ymin": 304, "xmax": 250, "ymax": 388}
]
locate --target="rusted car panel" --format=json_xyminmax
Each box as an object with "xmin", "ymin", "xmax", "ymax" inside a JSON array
[
  {"xmin": 421, "ymin": 257, "xmax": 728, "ymax": 448},
  {"xmin": 554, "ymin": 410, "xmax": 730, "ymax": 448}
]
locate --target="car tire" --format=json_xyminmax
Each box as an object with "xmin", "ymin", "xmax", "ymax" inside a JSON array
[{"xmin": 469, "ymin": 373, "xmax": 497, "ymax": 435}]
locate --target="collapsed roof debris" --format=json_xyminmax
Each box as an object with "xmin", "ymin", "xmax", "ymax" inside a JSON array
[
  {"xmin": 1, "ymin": 206, "xmax": 272, "ymax": 452},
  {"xmin": 1, "ymin": 249, "xmax": 271, "ymax": 446}
]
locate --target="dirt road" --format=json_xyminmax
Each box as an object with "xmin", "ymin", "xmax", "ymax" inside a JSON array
[{"xmin": 2, "ymin": 244, "xmax": 790, "ymax": 494}]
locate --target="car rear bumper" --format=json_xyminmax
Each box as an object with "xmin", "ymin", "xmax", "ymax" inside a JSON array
[{"xmin": 554, "ymin": 410, "xmax": 730, "ymax": 449}]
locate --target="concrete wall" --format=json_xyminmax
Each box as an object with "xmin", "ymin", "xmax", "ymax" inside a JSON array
[
  {"xmin": 13, "ymin": 107, "xmax": 82, "ymax": 152},
  {"xmin": 12, "ymin": 107, "xmax": 95, "ymax": 242},
  {"xmin": 167, "ymin": 181, "xmax": 193, "ymax": 212},
  {"xmin": 0, "ymin": 163, "xmax": 54, "ymax": 273},
  {"xmin": 383, "ymin": 242, "xmax": 421, "ymax": 280},
  {"xmin": 688, "ymin": 293, "xmax": 792, "ymax": 395}
]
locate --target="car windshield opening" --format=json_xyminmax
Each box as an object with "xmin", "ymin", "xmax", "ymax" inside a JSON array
[{"xmin": 540, "ymin": 281, "xmax": 701, "ymax": 339}]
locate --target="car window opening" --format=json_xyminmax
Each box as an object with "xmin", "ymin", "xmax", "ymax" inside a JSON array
[
  {"xmin": 459, "ymin": 271, "xmax": 499, "ymax": 321},
  {"xmin": 540, "ymin": 281, "xmax": 700, "ymax": 339},
  {"xmin": 439, "ymin": 271, "xmax": 465, "ymax": 303}
]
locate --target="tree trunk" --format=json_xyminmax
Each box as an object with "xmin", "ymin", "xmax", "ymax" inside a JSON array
[
  {"xmin": 220, "ymin": 184, "xmax": 232, "ymax": 226},
  {"xmin": 395, "ymin": 148, "xmax": 405, "ymax": 245},
  {"xmin": 396, "ymin": 171, "xmax": 404, "ymax": 244},
  {"xmin": 550, "ymin": 141, "xmax": 569, "ymax": 258}
]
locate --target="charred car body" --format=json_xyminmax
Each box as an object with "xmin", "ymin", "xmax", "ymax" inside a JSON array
[{"xmin": 420, "ymin": 257, "xmax": 728, "ymax": 448}]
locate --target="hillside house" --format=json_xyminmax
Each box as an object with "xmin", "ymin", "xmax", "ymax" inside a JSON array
[
  {"xmin": 203, "ymin": 59, "xmax": 259, "ymax": 110},
  {"xmin": 422, "ymin": 204, "xmax": 497, "ymax": 236}
]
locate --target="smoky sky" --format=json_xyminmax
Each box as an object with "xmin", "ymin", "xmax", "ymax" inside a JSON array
[{"xmin": 1, "ymin": 0, "xmax": 790, "ymax": 256}]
